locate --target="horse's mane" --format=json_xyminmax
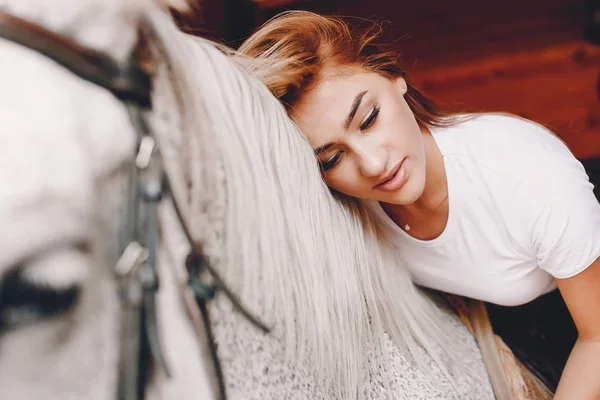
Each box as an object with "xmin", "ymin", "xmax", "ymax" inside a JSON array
[{"xmin": 143, "ymin": 7, "xmax": 472, "ymax": 398}]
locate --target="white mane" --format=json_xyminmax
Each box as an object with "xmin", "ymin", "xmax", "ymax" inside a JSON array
[{"xmin": 143, "ymin": 8, "xmax": 481, "ymax": 398}]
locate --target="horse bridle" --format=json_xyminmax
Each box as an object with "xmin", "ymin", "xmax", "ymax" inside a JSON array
[{"xmin": 0, "ymin": 10, "xmax": 269, "ymax": 400}]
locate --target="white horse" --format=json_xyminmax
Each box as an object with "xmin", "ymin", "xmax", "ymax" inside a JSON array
[{"xmin": 0, "ymin": 1, "xmax": 496, "ymax": 399}]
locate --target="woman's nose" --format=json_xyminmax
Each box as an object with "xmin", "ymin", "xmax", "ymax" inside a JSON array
[{"xmin": 354, "ymin": 143, "xmax": 387, "ymax": 178}]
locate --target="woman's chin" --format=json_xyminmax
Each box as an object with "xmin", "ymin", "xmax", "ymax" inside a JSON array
[{"xmin": 377, "ymin": 177, "xmax": 424, "ymax": 206}]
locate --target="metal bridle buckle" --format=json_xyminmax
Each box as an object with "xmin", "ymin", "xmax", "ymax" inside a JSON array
[
  {"xmin": 185, "ymin": 251, "xmax": 216, "ymax": 302},
  {"xmin": 115, "ymin": 241, "xmax": 149, "ymax": 306}
]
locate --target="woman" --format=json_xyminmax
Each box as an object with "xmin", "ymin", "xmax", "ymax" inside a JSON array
[{"xmin": 239, "ymin": 10, "xmax": 600, "ymax": 399}]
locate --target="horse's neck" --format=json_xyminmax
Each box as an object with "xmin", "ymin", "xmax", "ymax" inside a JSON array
[{"xmin": 0, "ymin": 0, "xmax": 144, "ymax": 62}]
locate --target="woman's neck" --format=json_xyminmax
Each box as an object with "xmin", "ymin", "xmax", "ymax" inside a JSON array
[{"xmin": 381, "ymin": 129, "xmax": 449, "ymax": 236}]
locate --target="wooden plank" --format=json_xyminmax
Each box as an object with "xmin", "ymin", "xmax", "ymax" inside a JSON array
[{"xmin": 411, "ymin": 42, "xmax": 600, "ymax": 158}]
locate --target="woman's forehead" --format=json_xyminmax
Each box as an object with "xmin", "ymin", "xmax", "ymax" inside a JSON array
[
  {"xmin": 291, "ymin": 73, "xmax": 383, "ymax": 146},
  {"xmin": 309, "ymin": 71, "xmax": 394, "ymax": 114},
  {"xmin": 295, "ymin": 72, "xmax": 383, "ymax": 117}
]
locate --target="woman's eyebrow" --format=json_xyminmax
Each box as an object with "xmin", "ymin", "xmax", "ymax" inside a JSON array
[{"xmin": 344, "ymin": 90, "xmax": 368, "ymax": 129}]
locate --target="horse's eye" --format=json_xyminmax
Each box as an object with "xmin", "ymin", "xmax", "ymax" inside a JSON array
[{"xmin": 0, "ymin": 248, "xmax": 87, "ymax": 333}]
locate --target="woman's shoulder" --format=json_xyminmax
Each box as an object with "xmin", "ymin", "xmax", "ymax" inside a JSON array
[
  {"xmin": 433, "ymin": 113, "xmax": 575, "ymax": 180},
  {"xmin": 436, "ymin": 113, "xmax": 570, "ymax": 153}
]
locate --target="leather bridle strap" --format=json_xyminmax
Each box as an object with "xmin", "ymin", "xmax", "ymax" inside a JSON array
[{"xmin": 0, "ymin": 11, "xmax": 150, "ymax": 107}]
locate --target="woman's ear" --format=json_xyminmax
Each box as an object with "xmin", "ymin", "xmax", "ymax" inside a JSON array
[{"xmin": 394, "ymin": 77, "xmax": 408, "ymax": 95}]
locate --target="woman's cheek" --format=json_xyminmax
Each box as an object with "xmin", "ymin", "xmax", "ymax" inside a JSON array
[{"xmin": 327, "ymin": 170, "xmax": 353, "ymax": 192}]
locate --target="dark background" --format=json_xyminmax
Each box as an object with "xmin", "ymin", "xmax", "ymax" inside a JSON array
[{"xmin": 173, "ymin": 0, "xmax": 600, "ymax": 161}]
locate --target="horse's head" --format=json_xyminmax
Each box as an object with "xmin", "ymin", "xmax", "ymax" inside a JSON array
[{"xmin": 0, "ymin": 1, "xmax": 206, "ymax": 399}]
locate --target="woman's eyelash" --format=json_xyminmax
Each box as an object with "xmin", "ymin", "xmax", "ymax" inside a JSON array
[
  {"xmin": 321, "ymin": 152, "xmax": 342, "ymax": 172},
  {"xmin": 360, "ymin": 105, "xmax": 380, "ymax": 130}
]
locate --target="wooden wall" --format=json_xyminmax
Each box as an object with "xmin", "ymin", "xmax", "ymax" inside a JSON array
[{"xmin": 176, "ymin": 0, "xmax": 600, "ymax": 158}]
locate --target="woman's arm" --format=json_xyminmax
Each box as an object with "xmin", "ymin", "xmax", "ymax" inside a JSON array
[{"xmin": 554, "ymin": 256, "xmax": 600, "ymax": 400}]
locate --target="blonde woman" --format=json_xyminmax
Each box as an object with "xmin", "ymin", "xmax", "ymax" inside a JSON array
[{"xmin": 240, "ymin": 10, "xmax": 600, "ymax": 399}]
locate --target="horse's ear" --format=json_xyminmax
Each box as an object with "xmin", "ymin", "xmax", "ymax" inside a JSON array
[{"xmin": 157, "ymin": 0, "xmax": 191, "ymax": 12}]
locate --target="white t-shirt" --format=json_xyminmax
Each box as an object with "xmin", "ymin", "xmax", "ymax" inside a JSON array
[{"xmin": 371, "ymin": 114, "xmax": 600, "ymax": 306}]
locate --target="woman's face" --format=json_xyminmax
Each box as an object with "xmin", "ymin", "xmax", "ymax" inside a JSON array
[{"xmin": 292, "ymin": 70, "xmax": 427, "ymax": 205}]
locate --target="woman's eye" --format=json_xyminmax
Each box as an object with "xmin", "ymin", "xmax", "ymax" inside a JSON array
[
  {"xmin": 320, "ymin": 152, "xmax": 342, "ymax": 172},
  {"xmin": 360, "ymin": 105, "xmax": 380, "ymax": 131}
]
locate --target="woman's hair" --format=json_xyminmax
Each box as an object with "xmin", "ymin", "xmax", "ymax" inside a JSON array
[{"xmin": 238, "ymin": 10, "xmax": 456, "ymax": 128}]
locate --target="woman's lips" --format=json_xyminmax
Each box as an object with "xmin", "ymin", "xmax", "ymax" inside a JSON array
[{"xmin": 374, "ymin": 158, "xmax": 408, "ymax": 192}]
